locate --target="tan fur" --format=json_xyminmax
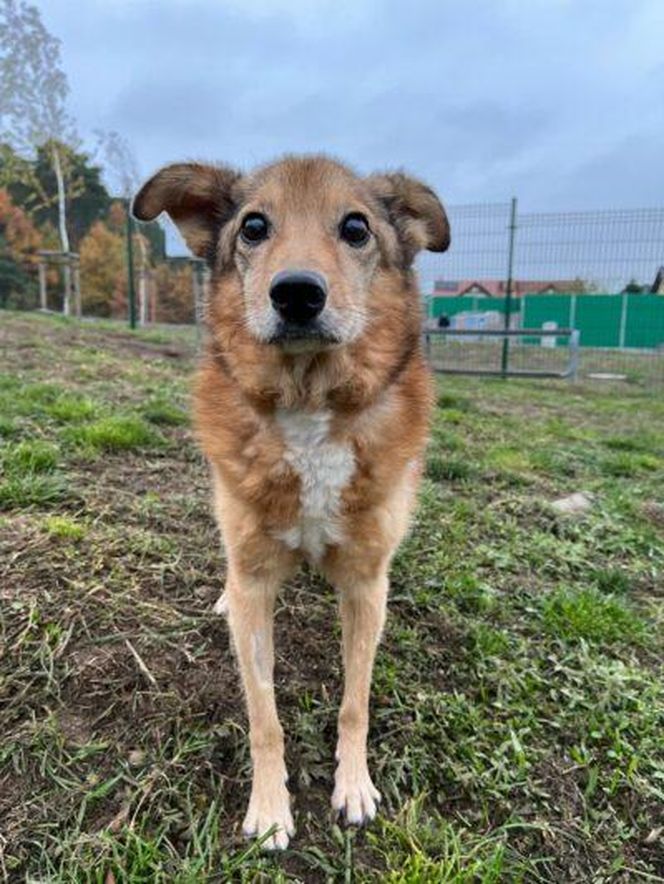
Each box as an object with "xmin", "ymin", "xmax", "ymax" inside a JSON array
[{"xmin": 134, "ymin": 154, "xmax": 448, "ymax": 849}]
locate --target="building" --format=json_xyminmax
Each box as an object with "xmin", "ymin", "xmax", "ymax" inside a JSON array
[{"xmin": 433, "ymin": 279, "xmax": 581, "ymax": 297}]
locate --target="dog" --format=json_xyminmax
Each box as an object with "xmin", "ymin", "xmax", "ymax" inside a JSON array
[{"xmin": 133, "ymin": 155, "xmax": 449, "ymax": 849}]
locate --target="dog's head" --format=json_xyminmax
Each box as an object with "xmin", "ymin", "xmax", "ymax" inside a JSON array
[{"xmin": 134, "ymin": 156, "xmax": 449, "ymax": 353}]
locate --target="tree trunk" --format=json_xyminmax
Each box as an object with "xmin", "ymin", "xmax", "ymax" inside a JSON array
[{"xmin": 51, "ymin": 144, "xmax": 72, "ymax": 315}]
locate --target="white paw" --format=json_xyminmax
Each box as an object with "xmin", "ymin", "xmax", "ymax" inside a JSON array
[
  {"xmin": 332, "ymin": 756, "xmax": 381, "ymax": 825},
  {"xmin": 213, "ymin": 591, "xmax": 228, "ymax": 616},
  {"xmin": 242, "ymin": 777, "xmax": 294, "ymax": 850}
]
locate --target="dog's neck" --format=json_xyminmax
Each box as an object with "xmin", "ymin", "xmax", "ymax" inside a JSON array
[{"xmin": 208, "ymin": 327, "xmax": 421, "ymax": 416}]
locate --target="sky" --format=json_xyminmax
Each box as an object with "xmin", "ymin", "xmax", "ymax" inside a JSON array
[{"xmin": 38, "ymin": 0, "xmax": 664, "ymax": 219}]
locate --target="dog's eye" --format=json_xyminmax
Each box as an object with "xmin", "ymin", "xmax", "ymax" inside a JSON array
[
  {"xmin": 240, "ymin": 213, "xmax": 270, "ymax": 244},
  {"xmin": 340, "ymin": 213, "xmax": 370, "ymax": 247}
]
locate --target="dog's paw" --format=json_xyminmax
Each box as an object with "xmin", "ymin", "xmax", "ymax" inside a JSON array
[
  {"xmin": 243, "ymin": 777, "xmax": 294, "ymax": 850},
  {"xmin": 332, "ymin": 757, "xmax": 381, "ymax": 825},
  {"xmin": 213, "ymin": 591, "xmax": 228, "ymax": 616}
]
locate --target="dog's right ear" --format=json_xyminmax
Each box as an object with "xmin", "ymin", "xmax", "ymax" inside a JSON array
[{"xmin": 132, "ymin": 163, "xmax": 242, "ymax": 264}]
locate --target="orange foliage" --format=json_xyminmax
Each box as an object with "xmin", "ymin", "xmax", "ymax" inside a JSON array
[
  {"xmin": 79, "ymin": 220, "xmax": 126, "ymax": 317},
  {"xmin": 107, "ymin": 200, "xmax": 127, "ymax": 234},
  {"xmin": 153, "ymin": 262, "xmax": 195, "ymax": 324},
  {"xmin": 0, "ymin": 188, "xmax": 42, "ymax": 262}
]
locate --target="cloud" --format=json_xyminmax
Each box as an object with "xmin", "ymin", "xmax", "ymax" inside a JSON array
[{"xmin": 39, "ymin": 0, "xmax": 663, "ymax": 212}]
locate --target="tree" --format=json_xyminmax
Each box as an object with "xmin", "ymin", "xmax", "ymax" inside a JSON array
[
  {"xmin": 0, "ymin": 0, "xmax": 79, "ymax": 312},
  {"xmin": 153, "ymin": 261, "xmax": 195, "ymax": 324},
  {"xmin": 95, "ymin": 130, "xmax": 164, "ymax": 325},
  {"xmin": 0, "ymin": 186, "xmax": 41, "ymax": 307},
  {"xmin": 78, "ymin": 219, "xmax": 125, "ymax": 317},
  {"xmin": 2, "ymin": 141, "xmax": 111, "ymax": 247}
]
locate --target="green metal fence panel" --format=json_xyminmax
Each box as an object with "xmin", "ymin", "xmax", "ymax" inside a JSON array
[
  {"xmin": 521, "ymin": 295, "xmax": 572, "ymax": 345},
  {"xmin": 575, "ymin": 295, "xmax": 623, "ymax": 347},
  {"xmin": 521, "ymin": 294, "xmax": 664, "ymax": 349},
  {"xmin": 623, "ymin": 295, "xmax": 664, "ymax": 349}
]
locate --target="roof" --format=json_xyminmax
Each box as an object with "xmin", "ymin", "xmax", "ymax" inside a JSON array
[{"xmin": 433, "ymin": 279, "xmax": 580, "ymax": 296}]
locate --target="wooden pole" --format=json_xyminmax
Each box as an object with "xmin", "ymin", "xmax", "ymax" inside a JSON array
[
  {"xmin": 38, "ymin": 261, "xmax": 47, "ymax": 310},
  {"xmin": 73, "ymin": 260, "xmax": 82, "ymax": 318}
]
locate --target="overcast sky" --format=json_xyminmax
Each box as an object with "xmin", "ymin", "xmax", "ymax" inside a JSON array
[{"xmin": 41, "ymin": 0, "xmax": 663, "ymax": 213}]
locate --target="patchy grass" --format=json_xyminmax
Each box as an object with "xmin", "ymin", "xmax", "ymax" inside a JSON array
[
  {"xmin": 3, "ymin": 439, "xmax": 60, "ymax": 474},
  {"xmin": 0, "ymin": 312, "xmax": 662, "ymax": 882},
  {"xmin": 43, "ymin": 514, "xmax": 87, "ymax": 541},
  {"xmin": 541, "ymin": 586, "xmax": 648, "ymax": 643},
  {"xmin": 45, "ymin": 394, "xmax": 98, "ymax": 423},
  {"xmin": 142, "ymin": 397, "xmax": 189, "ymax": 427},
  {"xmin": 63, "ymin": 415, "xmax": 166, "ymax": 454},
  {"xmin": 0, "ymin": 472, "xmax": 70, "ymax": 509}
]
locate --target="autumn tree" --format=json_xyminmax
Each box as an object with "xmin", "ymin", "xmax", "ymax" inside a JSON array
[
  {"xmin": 153, "ymin": 262, "xmax": 195, "ymax": 324},
  {"xmin": 79, "ymin": 220, "xmax": 125, "ymax": 317},
  {"xmin": 0, "ymin": 186, "xmax": 40, "ymax": 307}
]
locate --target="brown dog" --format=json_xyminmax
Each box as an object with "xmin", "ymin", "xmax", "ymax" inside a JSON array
[{"xmin": 133, "ymin": 156, "xmax": 449, "ymax": 849}]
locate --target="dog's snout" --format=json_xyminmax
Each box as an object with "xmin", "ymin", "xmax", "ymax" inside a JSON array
[{"xmin": 269, "ymin": 271, "xmax": 327, "ymax": 325}]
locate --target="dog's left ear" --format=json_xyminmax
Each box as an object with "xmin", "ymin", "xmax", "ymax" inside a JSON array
[
  {"xmin": 132, "ymin": 162, "xmax": 242, "ymax": 264},
  {"xmin": 367, "ymin": 172, "xmax": 450, "ymax": 263}
]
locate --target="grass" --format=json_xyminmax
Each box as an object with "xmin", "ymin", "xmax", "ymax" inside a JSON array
[
  {"xmin": 43, "ymin": 514, "xmax": 87, "ymax": 541},
  {"xmin": 63, "ymin": 415, "xmax": 165, "ymax": 454},
  {"xmin": 540, "ymin": 586, "xmax": 647, "ymax": 643},
  {"xmin": 0, "ymin": 311, "xmax": 663, "ymax": 882}
]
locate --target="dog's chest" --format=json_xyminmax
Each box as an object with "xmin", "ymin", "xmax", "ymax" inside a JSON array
[{"xmin": 274, "ymin": 409, "xmax": 355, "ymax": 562}]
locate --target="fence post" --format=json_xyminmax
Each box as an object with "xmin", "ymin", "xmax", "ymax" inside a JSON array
[
  {"xmin": 38, "ymin": 261, "xmax": 47, "ymax": 310},
  {"xmin": 126, "ymin": 203, "xmax": 137, "ymax": 330},
  {"xmin": 501, "ymin": 197, "xmax": 518, "ymax": 378},
  {"xmin": 619, "ymin": 293, "xmax": 628, "ymax": 349},
  {"xmin": 73, "ymin": 260, "xmax": 81, "ymax": 318},
  {"xmin": 569, "ymin": 329, "xmax": 580, "ymax": 382}
]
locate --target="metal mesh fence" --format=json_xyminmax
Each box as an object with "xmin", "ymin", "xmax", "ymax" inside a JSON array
[
  {"xmin": 515, "ymin": 208, "xmax": 664, "ymax": 294},
  {"xmin": 417, "ymin": 203, "xmax": 512, "ymax": 296},
  {"xmin": 418, "ymin": 203, "xmax": 664, "ymax": 385},
  {"xmin": 4, "ymin": 196, "xmax": 664, "ymax": 384}
]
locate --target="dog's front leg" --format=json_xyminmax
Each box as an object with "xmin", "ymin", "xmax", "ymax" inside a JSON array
[
  {"xmin": 332, "ymin": 570, "xmax": 388, "ymax": 824},
  {"xmin": 226, "ymin": 567, "xmax": 294, "ymax": 849}
]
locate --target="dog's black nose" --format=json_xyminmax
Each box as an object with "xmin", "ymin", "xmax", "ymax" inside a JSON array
[{"xmin": 269, "ymin": 270, "xmax": 327, "ymax": 324}]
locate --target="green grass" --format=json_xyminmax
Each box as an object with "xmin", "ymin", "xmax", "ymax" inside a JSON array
[
  {"xmin": 3, "ymin": 439, "xmax": 60, "ymax": 474},
  {"xmin": 541, "ymin": 586, "xmax": 647, "ymax": 643},
  {"xmin": 141, "ymin": 397, "xmax": 189, "ymax": 426},
  {"xmin": 63, "ymin": 415, "xmax": 166, "ymax": 453},
  {"xmin": 0, "ymin": 472, "xmax": 69, "ymax": 508},
  {"xmin": 426, "ymin": 454, "xmax": 474, "ymax": 482},
  {"xmin": 0, "ymin": 414, "xmax": 18, "ymax": 437},
  {"xmin": 43, "ymin": 515, "xmax": 87, "ymax": 541},
  {"xmin": 0, "ymin": 312, "xmax": 662, "ymax": 882},
  {"xmin": 45, "ymin": 394, "xmax": 98, "ymax": 423}
]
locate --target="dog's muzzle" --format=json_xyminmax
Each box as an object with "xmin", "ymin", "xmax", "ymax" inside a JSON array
[{"xmin": 269, "ymin": 270, "xmax": 327, "ymax": 325}]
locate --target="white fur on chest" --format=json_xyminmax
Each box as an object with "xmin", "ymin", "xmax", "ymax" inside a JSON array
[{"xmin": 275, "ymin": 409, "xmax": 355, "ymax": 562}]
